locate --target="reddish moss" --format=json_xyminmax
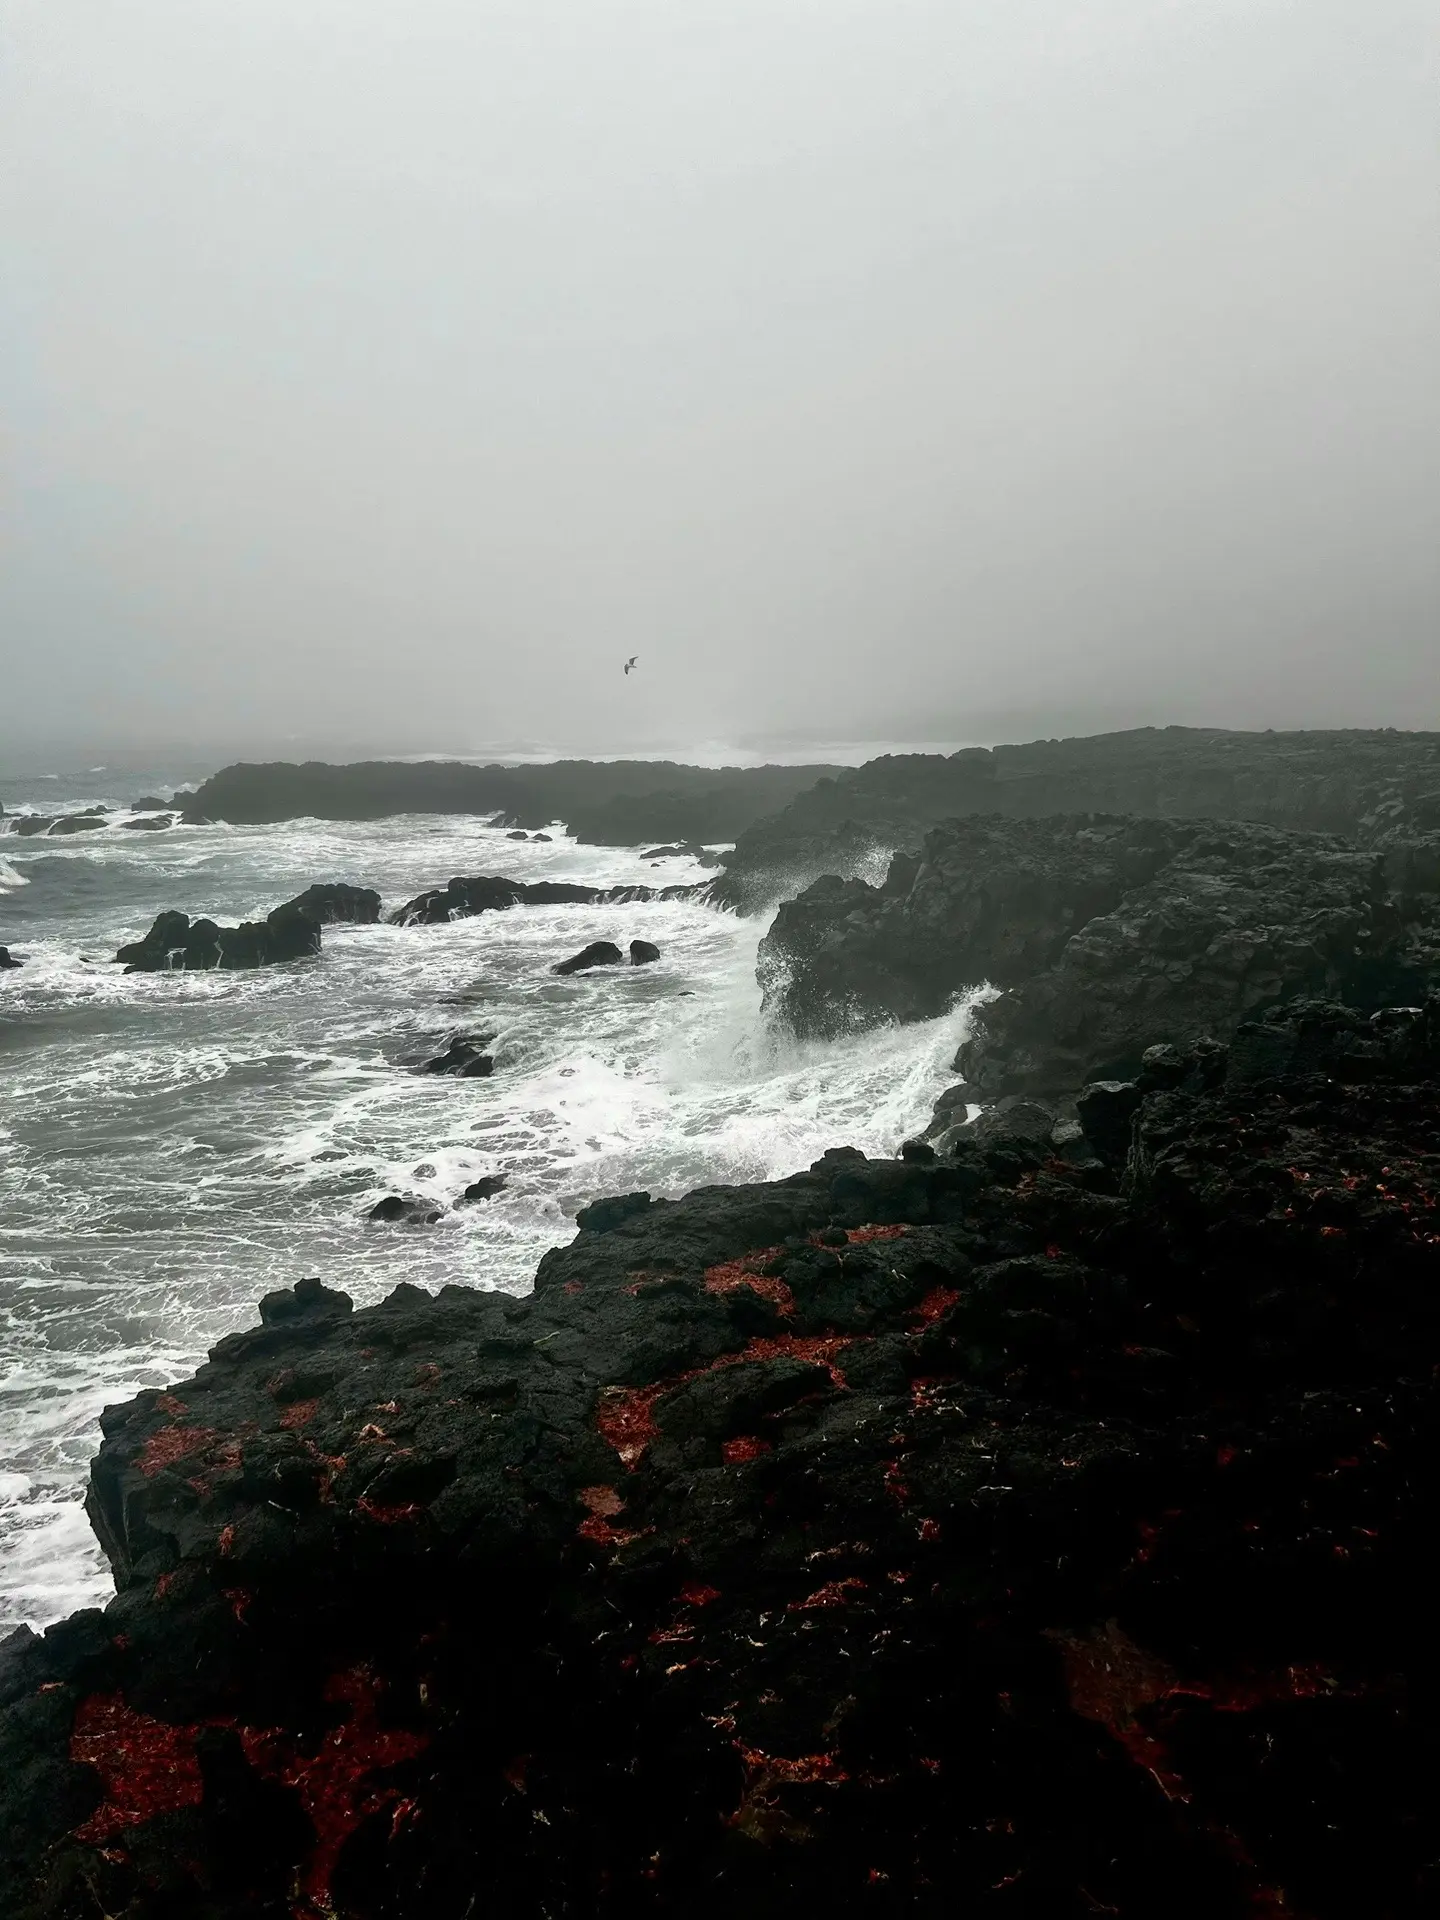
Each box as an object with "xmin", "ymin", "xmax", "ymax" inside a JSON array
[
  {"xmin": 703, "ymin": 1248, "xmax": 794, "ymax": 1315},
  {"xmin": 912, "ymin": 1286, "xmax": 961, "ymax": 1324},
  {"xmin": 679, "ymin": 1582, "xmax": 722, "ymax": 1607},
  {"xmin": 356, "ymin": 1497, "xmax": 424, "ymax": 1526},
  {"xmin": 239, "ymin": 1666, "xmax": 427, "ymax": 1911},
  {"xmin": 70, "ymin": 1694, "xmax": 205, "ymax": 1843},
  {"xmin": 789, "ymin": 1577, "xmax": 867, "ymax": 1612},
  {"xmin": 722, "ymin": 1435, "xmax": 773, "ymax": 1464},
  {"xmin": 842, "ymin": 1224, "xmax": 907, "ymax": 1244},
  {"xmin": 136, "ymin": 1425, "xmax": 218, "ymax": 1478},
  {"xmin": 279, "ymin": 1399, "xmax": 320, "ymax": 1430}
]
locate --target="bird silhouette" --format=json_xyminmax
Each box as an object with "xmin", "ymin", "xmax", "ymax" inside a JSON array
[{"xmin": 623, "ymin": 655, "xmax": 638, "ymax": 675}]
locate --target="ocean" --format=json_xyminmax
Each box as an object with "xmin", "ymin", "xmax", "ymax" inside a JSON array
[{"xmin": 0, "ymin": 765, "xmax": 973, "ymax": 1630}]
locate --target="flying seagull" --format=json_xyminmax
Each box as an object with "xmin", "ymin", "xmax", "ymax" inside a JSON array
[{"xmin": 623, "ymin": 655, "xmax": 638, "ymax": 675}]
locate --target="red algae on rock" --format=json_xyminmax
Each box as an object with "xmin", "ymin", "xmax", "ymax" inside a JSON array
[{"xmin": 70, "ymin": 1694, "xmax": 206, "ymax": 1843}]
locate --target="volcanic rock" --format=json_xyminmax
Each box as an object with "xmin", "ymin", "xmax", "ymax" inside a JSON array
[
  {"xmin": 118, "ymin": 815, "xmax": 174, "ymax": 832},
  {"xmin": 115, "ymin": 903, "xmax": 322, "ymax": 972},
  {"xmin": 712, "ymin": 726, "xmax": 1440, "ymax": 911},
  {"xmin": 553, "ymin": 941, "xmax": 625, "ymax": 976},
  {"xmin": 389, "ymin": 876, "xmax": 698, "ymax": 927},
  {"xmin": 279, "ymin": 883, "xmax": 382, "ymax": 925},
  {"xmin": 0, "ymin": 947, "xmax": 20, "ymax": 970},
  {"xmin": 365, "ymin": 1194, "xmax": 443, "ymax": 1226},
  {"xmin": 763, "ymin": 814, "xmax": 1440, "ymax": 1098},
  {"xmin": 459, "ymin": 1174, "xmax": 508, "ymax": 1203},
  {"xmin": 418, "ymin": 1036, "xmax": 495, "ymax": 1077},
  {"xmin": 50, "ymin": 815, "xmax": 107, "ymax": 836},
  {"xmin": 3, "ymin": 998, "xmax": 1439, "ymax": 1914},
  {"xmin": 629, "ymin": 939, "xmax": 661, "ymax": 965}
]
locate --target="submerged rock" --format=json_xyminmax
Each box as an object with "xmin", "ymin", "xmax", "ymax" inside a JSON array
[
  {"xmin": 553, "ymin": 941, "xmax": 625, "ymax": 976},
  {"xmin": 418, "ymin": 1035, "xmax": 495, "ymax": 1077},
  {"xmin": 50, "ymin": 815, "xmax": 107, "ymax": 835},
  {"xmin": 118, "ymin": 815, "xmax": 174, "ymax": 832},
  {"xmin": 459, "ymin": 1174, "xmax": 508, "ymax": 1202},
  {"xmin": 3, "ymin": 998, "xmax": 1439, "ymax": 1914},
  {"xmin": 366, "ymin": 1193, "xmax": 443, "ymax": 1225}
]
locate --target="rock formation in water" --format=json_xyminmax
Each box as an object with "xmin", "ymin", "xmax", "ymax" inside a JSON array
[
  {"xmin": 183, "ymin": 760, "xmax": 840, "ymax": 844},
  {"xmin": 281, "ymin": 885, "xmax": 383, "ymax": 926},
  {"xmin": 0, "ymin": 946, "xmax": 21, "ymax": 970},
  {"xmin": 115, "ymin": 888, "xmax": 380, "ymax": 972},
  {"xmin": 712, "ymin": 726, "xmax": 1440, "ymax": 909},
  {"xmin": 389, "ymin": 875, "xmax": 697, "ymax": 927},
  {"xmin": 761, "ymin": 814, "xmax": 1440, "ymax": 1099},
  {"xmin": 116, "ymin": 904, "xmax": 323, "ymax": 973},
  {"xmin": 553, "ymin": 941, "xmax": 626, "ymax": 975},
  {"xmin": 1, "ymin": 996, "xmax": 1438, "ymax": 1916}
]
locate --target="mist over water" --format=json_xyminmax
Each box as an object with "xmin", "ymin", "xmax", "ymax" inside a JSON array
[{"xmin": 0, "ymin": 783, "xmax": 971, "ymax": 1628}]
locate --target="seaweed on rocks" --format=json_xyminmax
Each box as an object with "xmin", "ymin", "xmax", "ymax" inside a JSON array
[{"xmin": 3, "ymin": 997, "xmax": 1440, "ymax": 1915}]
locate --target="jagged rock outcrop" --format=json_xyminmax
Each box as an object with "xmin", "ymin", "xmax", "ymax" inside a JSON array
[
  {"xmin": 116, "ymin": 905, "xmax": 322, "ymax": 973},
  {"xmin": 0, "ymin": 946, "xmax": 21, "ymax": 970},
  {"xmin": 389, "ymin": 875, "xmax": 697, "ymax": 927},
  {"xmin": 553, "ymin": 941, "xmax": 625, "ymax": 975},
  {"xmin": 280, "ymin": 885, "xmax": 382, "ymax": 926},
  {"xmin": 762, "ymin": 815, "xmax": 1440, "ymax": 1098},
  {"xmin": 713, "ymin": 727, "xmax": 1440, "ymax": 910},
  {"xmin": 2, "ymin": 997, "xmax": 1438, "ymax": 1916}
]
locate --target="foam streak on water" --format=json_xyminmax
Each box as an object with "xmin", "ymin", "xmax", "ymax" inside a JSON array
[{"xmin": 0, "ymin": 808, "xmax": 972, "ymax": 1627}]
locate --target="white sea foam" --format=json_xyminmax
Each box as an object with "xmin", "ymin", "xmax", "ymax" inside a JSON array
[{"xmin": 0, "ymin": 810, "xmax": 969, "ymax": 1628}]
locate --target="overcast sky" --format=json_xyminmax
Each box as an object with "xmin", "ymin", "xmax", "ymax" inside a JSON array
[{"xmin": 2, "ymin": 0, "xmax": 1437, "ymax": 759}]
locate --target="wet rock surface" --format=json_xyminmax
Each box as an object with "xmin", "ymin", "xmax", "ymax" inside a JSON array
[
  {"xmin": 763, "ymin": 814, "xmax": 1440, "ymax": 1098},
  {"xmin": 116, "ymin": 904, "xmax": 324, "ymax": 973},
  {"xmin": 0, "ymin": 946, "xmax": 22, "ymax": 970},
  {"xmin": 553, "ymin": 940, "xmax": 626, "ymax": 976},
  {"xmin": 389, "ymin": 875, "xmax": 697, "ymax": 927},
  {"xmin": 3, "ymin": 997, "xmax": 1439, "ymax": 1917},
  {"xmin": 279, "ymin": 885, "xmax": 383, "ymax": 926}
]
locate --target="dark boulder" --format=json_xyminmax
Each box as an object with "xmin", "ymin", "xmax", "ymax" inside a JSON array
[
  {"xmin": 50, "ymin": 815, "xmax": 107, "ymax": 835},
  {"xmin": 366, "ymin": 1194, "xmax": 443, "ymax": 1225},
  {"xmin": 506, "ymin": 829, "xmax": 529, "ymax": 840},
  {"xmin": 459, "ymin": 1174, "xmax": 509, "ymax": 1202},
  {"xmin": 0, "ymin": 947, "xmax": 20, "ymax": 970},
  {"xmin": 118, "ymin": 814, "xmax": 174, "ymax": 832},
  {"xmin": 553, "ymin": 941, "xmax": 625, "ymax": 976},
  {"xmin": 418, "ymin": 1035, "xmax": 496, "ymax": 1077},
  {"xmin": 12, "ymin": 816, "xmax": 53, "ymax": 836},
  {"xmin": 278, "ymin": 883, "xmax": 382, "ymax": 925},
  {"xmin": 629, "ymin": 939, "xmax": 661, "ymax": 965},
  {"xmin": 116, "ymin": 903, "xmax": 323, "ymax": 972},
  {"xmin": 129, "ymin": 797, "xmax": 168, "ymax": 812}
]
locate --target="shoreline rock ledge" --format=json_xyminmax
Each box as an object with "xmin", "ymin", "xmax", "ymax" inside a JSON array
[{"xmin": 2, "ymin": 996, "xmax": 1439, "ymax": 1916}]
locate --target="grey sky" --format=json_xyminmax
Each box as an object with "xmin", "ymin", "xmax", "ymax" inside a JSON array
[{"xmin": 2, "ymin": 0, "xmax": 1437, "ymax": 757}]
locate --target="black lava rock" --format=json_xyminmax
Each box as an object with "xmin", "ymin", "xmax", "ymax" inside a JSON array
[
  {"xmin": 629, "ymin": 939, "xmax": 661, "ymax": 965},
  {"xmin": 0, "ymin": 947, "xmax": 20, "ymax": 970},
  {"xmin": 7, "ymin": 998, "xmax": 1440, "ymax": 1918},
  {"xmin": 553, "ymin": 941, "xmax": 625, "ymax": 976}
]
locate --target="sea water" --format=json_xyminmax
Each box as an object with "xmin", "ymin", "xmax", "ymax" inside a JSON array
[{"xmin": 0, "ymin": 782, "xmax": 973, "ymax": 1629}]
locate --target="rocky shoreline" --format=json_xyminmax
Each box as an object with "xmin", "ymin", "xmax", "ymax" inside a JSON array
[{"xmin": 2, "ymin": 995, "xmax": 1438, "ymax": 1915}]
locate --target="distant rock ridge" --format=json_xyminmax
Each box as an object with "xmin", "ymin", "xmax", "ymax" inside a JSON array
[
  {"xmin": 710, "ymin": 725, "xmax": 1440, "ymax": 909},
  {"xmin": 182, "ymin": 759, "xmax": 841, "ymax": 845}
]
